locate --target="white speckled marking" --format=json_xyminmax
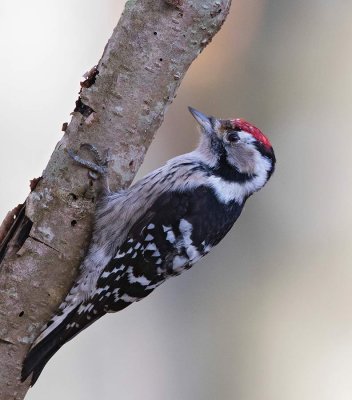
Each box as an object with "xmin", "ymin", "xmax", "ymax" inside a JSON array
[
  {"xmin": 127, "ymin": 266, "xmax": 151, "ymax": 286},
  {"xmin": 179, "ymin": 219, "xmax": 200, "ymax": 262},
  {"xmin": 162, "ymin": 225, "xmax": 171, "ymax": 232},
  {"xmin": 120, "ymin": 293, "xmax": 139, "ymax": 303},
  {"xmin": 145, "ymin": 243, "xmax": 157, "ymax": 251},
  {"xmin": 145, "ymin": 233, "xmax": 154, "ymax": 241},
  {"xmin": 166, "ymin": 230, "xmax": 176, "ymax": 243},
  {"xmin": 115, "ymin": 251, "xmax": 125, "ymax": 259},
  {"xmin": 172, "ymin": 255, "xmax": 188, "ymax": 272}
]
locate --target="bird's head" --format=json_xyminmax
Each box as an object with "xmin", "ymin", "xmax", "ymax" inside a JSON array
[{"xmin": 189, "ymin": 107, "xmax": 276, "ymax": 183}]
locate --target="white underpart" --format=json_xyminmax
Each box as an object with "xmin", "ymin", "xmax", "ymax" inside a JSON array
[{"xmin": 208, "ymin": 176, "xmax": 246, "ymax": 204}]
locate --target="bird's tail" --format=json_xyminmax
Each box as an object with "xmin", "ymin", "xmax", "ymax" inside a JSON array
[{"xmin": 21, "ymin": 302, "xmax": 104, "ymax": 386}]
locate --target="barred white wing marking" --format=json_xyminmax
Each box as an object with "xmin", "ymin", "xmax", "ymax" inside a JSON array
[
  {"xmin": 145, "ymin": 243, "xmax": 157, "ymax": 251},
  {"xmin": 115, "ymin": 251, "xmax": 126, "ymax": 259},
  {"xmin": 77, "ymin": 303, "xmax": 94, "ymax": 315},
  {"xmin": 113, "ymin": 288, "xmax": 120, "ymax": 302},
  {"xmin": 172, "ymin": 255, "xmax": 189, "ymax": 273},
  {"xmin": 179, "ymin": 219, "xmax": 201, "ymax": 262},
  {"xmin": 166, "ymin": 230, "xmax": 176, "ymax": 243},
  {"xmin": 120, "ymin": 293, "xmax": 139, "ymax": 303},
  {"xmin": 127, "ymin": 266, "xmax": 151, "ymax": 286}
]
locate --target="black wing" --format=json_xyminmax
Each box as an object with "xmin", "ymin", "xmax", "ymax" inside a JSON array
[
  {"xmin": 94, "ymin": 185, "xmax": 244, "ymax": 311},
  {"xmin": 22, "ymin": 185, "xmax": 243, "ymax": 385}
]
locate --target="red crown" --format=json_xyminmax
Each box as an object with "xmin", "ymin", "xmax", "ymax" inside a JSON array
[{"xmin": 231, "ymin": 119, "xmax": 271, "ymax": 149}]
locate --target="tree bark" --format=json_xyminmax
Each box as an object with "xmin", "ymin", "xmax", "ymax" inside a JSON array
[{"xmin": 0, "ymin": 0, "xmax": 231, "ymax": 398}]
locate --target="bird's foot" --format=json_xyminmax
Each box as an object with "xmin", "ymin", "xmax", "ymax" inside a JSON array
[
  {"xmin": 67, "ymin": 143, "xmax": 112, "ymax": 193},
  {"xmin": 67, "ymin": 144, "xmax": 111, "ymax": 179}
]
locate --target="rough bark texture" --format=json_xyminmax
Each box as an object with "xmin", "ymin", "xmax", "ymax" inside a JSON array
[{"xmin": 0, "ymin": 0, "xmax": 231, "ymax": 398}]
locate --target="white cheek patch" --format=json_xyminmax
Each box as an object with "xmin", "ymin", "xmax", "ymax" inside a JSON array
[
  {"xmin": 238, "ymin": 131, "xmax": 256, "ymax": 144},
  {"xmin": 208, "ymin": 147, "xmax": 272, "ymax": 204}
]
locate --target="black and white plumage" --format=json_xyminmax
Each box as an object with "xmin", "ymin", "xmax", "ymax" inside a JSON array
[{"xmin": 22, "ymin": 107, "xmax": 276, "ymax": 385}]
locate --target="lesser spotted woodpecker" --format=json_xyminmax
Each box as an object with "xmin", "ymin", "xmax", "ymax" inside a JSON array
[{"xmin": 22, "ymin": 107, "xmax": 276, "ymax": 385}]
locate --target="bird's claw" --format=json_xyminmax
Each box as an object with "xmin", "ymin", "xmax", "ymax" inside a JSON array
[{"xmin": 67, "ymin": 144, "xmax": 111, "ymax": 180}]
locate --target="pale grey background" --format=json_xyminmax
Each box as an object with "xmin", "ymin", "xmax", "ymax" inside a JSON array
[{"xmin": 1, "ymin": 1, "xmax": 352, "ymax": 399}]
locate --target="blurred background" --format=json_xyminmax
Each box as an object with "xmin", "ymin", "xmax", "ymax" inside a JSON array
[{"xmin": 1, "ymin": 1, "xmax": 352, "ymax": 399}]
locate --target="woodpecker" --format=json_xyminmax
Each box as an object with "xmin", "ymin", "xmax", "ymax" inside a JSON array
[{"xmin": 22, "ymin": 107, "xmax": 276, "ymax": 385}]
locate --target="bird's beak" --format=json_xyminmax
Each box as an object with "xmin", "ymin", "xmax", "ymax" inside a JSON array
[{"xmin": 188, "ymin": 106, "xmax": 213, "ymax": 134}]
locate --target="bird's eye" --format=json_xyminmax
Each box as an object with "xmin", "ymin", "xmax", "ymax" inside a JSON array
[{"xmin": 226, "ymin": 132, "xmax": 240, "ymax": 143}]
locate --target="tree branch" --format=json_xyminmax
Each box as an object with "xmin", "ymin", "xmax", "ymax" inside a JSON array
[{"xmin": 0, "ymin": 0, "xmax": 231, "ymax": 398}]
